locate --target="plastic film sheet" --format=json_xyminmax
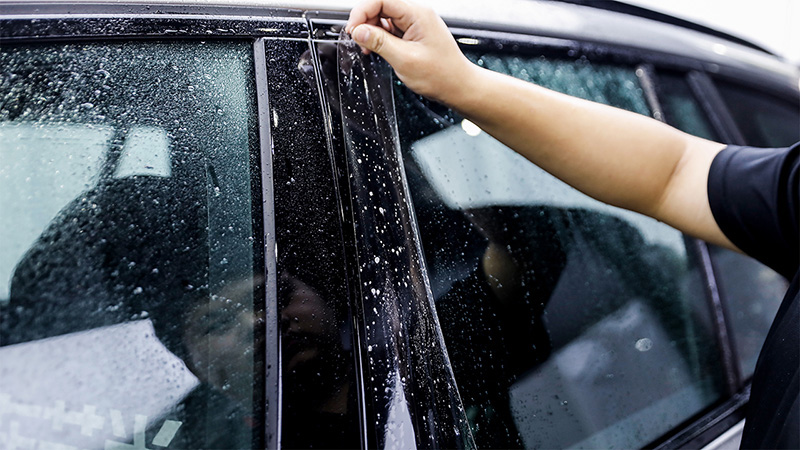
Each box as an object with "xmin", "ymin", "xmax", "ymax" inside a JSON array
[{"xmin": 336, "ymin": 32, "xmax": 475, "ymax": 450}]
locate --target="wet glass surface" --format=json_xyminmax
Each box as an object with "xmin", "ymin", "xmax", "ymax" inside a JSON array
[
  {"xmin": 0, "ymin": 41, "xmax": 263, "ymax": 449},
  {"xmin": 395, "ymin": 51, "xmax": 727, "ymax": 449},
  {"xmin": 265, "ymin": 39, "xmax": 361, "ymax": 449}
]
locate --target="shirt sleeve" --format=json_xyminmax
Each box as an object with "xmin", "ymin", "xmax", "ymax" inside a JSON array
[{"xmin": 707, "ymin": 142, "xmax": 799, "ymax": 280}]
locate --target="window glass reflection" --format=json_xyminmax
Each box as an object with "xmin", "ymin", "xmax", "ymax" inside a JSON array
[{"xmin": 656, "ymin": 71, "xmax": 718, "ymax": 141}]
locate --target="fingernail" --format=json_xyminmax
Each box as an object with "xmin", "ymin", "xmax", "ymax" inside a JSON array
[{"xmin": 353, "ymin": 25, "xmax": 370, "ymax": 43}]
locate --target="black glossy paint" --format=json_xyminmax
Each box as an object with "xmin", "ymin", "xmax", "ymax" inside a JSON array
[
  {"xmin": 265, "ymin": 37, "xmax": 363, "ymax": 449},
  {"xmin": 308, "ymin": 33, "xmax": 372, "ymax": 450}
]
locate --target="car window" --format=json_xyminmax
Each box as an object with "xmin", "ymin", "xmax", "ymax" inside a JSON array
[
  {"xmin": 714, "ymin": 79, "xmax": 800, "ymax": 148},
  {"xmin": 0, "ymin": 41, "xmax": 264, "ymax": 449},
  {"xmin": 265, "ymin": 39, "xmax": 362, "ymax": 449},
  {"xmin": 655, "ymin": 71, "xmax": 791, "ymax": 380},
  {"xmin": 708, "ymin": 245, "xmax": 789, "ymax": 379},
  {"xmin": 395, "ymin": 51, "xmax": 727, "ymax": 449}
]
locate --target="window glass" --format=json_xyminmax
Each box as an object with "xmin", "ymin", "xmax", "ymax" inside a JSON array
[
  {"xmin": 710, "ymin": 246, "xmax": 789, "ymax": 378},
  {"xmin": 0, "ymin": 41, "xmax": 263, "ymax": 449},
  {"xmin": 715, "ymin": 79, "xmax": 800, "ymax": 148},
  {"xmin": 655, "ymin": 72, "xmax": 790, "ymax": 380},
  {"xmin": 265, "ymin": 40, "xmax": 362, "ymax": 449},
  {"xmin": 396, "ymin": 52, "xmax": 726, "ymax": 449},
  {"xmin": 475, "ymin": 54, "xmax": 651, "ymax": 115}
]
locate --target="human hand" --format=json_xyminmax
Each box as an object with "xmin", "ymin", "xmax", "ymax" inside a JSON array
[{"xmin": 345, "ymin": 0, "xmax": 477, "ymax": 105}]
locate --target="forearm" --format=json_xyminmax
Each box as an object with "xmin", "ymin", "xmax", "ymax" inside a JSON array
[{"xmin": 449, "ymin": 65, "xmax": 717, "ymax": 221}]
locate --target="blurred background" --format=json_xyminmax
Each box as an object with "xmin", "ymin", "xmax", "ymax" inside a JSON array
[{"xmin": 621, "ymin": 0, "xmax": 800, "ymax": 66}]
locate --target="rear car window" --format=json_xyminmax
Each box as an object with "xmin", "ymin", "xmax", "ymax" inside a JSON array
[
  {"xmin": 0, "ymin": 41, "xmax": 264, "ymax": 449},
  {"xmin": 655, "ymin": 71, "xmax": 791, "ymax": 381},
  {"xmin": 395, "ymin": 51, "xmax": 728, "ymax": 449},
  {"xmin": 711, "ymin": 81, "xmax": 798, "ymax": 362},
  {"xmin": 709, "ymin": 246, "xmax": 789, "ymax": 379},
  {"xmin": 714, "ymin": 79, "xmax": 800, "ymax": 148}
]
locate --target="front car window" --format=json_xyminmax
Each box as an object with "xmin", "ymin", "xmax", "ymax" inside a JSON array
[
  {"xmin": 396, "ymin": 51, "xmax": 727, "ymax": 449},
  {"xmin": 0, "ymin": 41, "xmax": 263, "ymax": 449}
]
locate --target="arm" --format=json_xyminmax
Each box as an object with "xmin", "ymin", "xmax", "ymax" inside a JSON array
[{"xmin": 346, "ymin": 0, "xmax": 736, "ymax": 251}]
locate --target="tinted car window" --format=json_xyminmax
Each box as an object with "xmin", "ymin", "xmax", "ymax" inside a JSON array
[
  {"xmin": 714, "ymin": 79, "xmax": 800, "ymax": 148},
  {"xmin": 396, "ymin": 52, "xmax": 727, "ymax": 449},
  {"xmin": 709, "ymin": 246, "xmax": 789, "ymax": 379},
  {"xmin": 0, "ymin": 41, "xmax": 263, "ymax": 449}
]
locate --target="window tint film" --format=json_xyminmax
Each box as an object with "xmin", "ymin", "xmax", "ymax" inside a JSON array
[
  {"xmin": 714, "ymin": 79, "xmax": 800, "ymax": 147},
  {"xmin": 396, "ymin": 52, "xmax": 726, "ymax": 449},
  {"xmin": 0, "ymin": 42, "xmax": 264, "ymax": 449},
  {"xmin": 655, "ymin": 72, "xmax": 790, "ymax": 380},
  {"xmin": 265, "ymin": 39, "xmax": 362, "ymax": 449}
]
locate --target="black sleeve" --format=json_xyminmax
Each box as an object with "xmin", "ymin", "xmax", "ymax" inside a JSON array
[{"xmin": 707, "ymin": 143, "xmax": 799, "ymax": 280}]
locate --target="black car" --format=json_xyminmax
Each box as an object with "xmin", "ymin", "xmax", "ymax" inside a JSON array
[{"xmin": 1, "ymin": 1, "xmax": 798, "ymax": 449}]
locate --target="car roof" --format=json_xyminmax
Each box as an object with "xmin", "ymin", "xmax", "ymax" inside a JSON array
[{"xmin": 2, "ymin": 0, "xmax": 799, "ymax": 90}]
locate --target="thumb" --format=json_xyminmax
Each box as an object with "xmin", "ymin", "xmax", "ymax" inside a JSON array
[{"xmin": 352, "ymin": 24, "xmax": 405, "ymax": 62}]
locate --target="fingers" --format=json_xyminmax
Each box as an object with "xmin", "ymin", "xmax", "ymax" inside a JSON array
[
  {"xmin": 345, "ymin": 0, "xmax": 473, "ymax": 104},
  {"xmin": 380, "ymin": 18, "xmax": 402, "ymax": 37},
  {"xmin": 346, "ymin": 0, "xmax": 417, "ymax": 34},
  {"xmin": 351, "ymin": 23, "xmax": 407, "ymax": 62}
]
